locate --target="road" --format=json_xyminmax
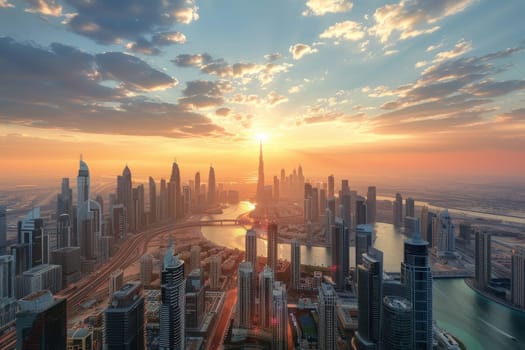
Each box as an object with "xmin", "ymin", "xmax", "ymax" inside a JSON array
[{"xmin": 207, "ymin": 288, "xmax": 237, "ymax": 349}]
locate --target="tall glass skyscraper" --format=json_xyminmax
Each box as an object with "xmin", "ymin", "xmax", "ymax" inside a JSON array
[
  {"xmin": 331, "ymin": 218, "xmax": 349, "ymax": 290},
  {"xmin": 237, "ymin": 262, "xmax": 254, "ymax": 329},
  {"xmin": 318, "ymin": 283, "xmax": 336, "ymax": 350}
]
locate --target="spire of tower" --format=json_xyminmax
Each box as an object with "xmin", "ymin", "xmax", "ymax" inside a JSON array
[{"xmin": 256, "ymin": 140, "xmax": 265, "ymax": 202}]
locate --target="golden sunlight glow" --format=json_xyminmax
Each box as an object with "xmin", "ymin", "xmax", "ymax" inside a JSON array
[{"xmin": 256, "ymin": 133, "xmax": 268, "ymax": 142}]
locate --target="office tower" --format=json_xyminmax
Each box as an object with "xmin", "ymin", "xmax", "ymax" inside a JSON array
[
  {"xmin": 356, "ymin": 224, "xmax": 373, "ymax": 268},
  {"xmin": 304, "ymin": 197, "xmax": 312, "ymax": 223},
  {"xmin": 393, "ymin": 193, "xmax": 403, "ymax": 227},
  {"xmin": 0, "ymin": 206, "xmax": 6, "ymax": 254},
  {"xmin": 68, "ymin": 328, "xmax": 93, "ymax": 350},
  {"xmin": 159, "ymin": 241, "xmax": 185, "ymax": 350},
  {"xmin": 355, "ymin": 248, "xmax": 383, "ymax": 349},
  {"xmin": 117, "ymin": 165, "xmax": 133, "ymax": 232},
  {"xmin": 50, "ymin": 246, "xmax": 81, "ymax": 287},
  {"xmin": 149, "ymin": 177, "xmax": 157, "ymax": 224},
  {"xmin": 304, "ymin": 183, "xmax": 313, "ymax": 199},
  {"xmin": 259, "ymin": 266, "xmax": 274, "ymax": 329},
  {"xmin": 104, "ymin": 282, "xmax": 145, "ymax": 350},
  {"xmin": 474, "ymin": 230, "xmax": 491, "ymax": 290},
  {"xmin": 78, "ymin": 199, "xmax": 102, "ymax": 261},
  {"xmin": 405, "ymin": 197, "xmax": 415, "ymax": 218},
  {"xmin": 18, "ymin": 207, "xmax": 44, "ymax": 270},
  {"xmin": 56, "ymin": 178, "xmax": 73, "ymax": 249},
  {"xmin": 318, "ymin": 283, "xmax": 336, "ymax": 350},
  {"xmin": 17, "ymin": 290, "xmax": 67, "ymax": 350},
  {"xmin": 169, "ymin": 162, "xmax": 183, "ymax": 220},
  {"xmin": 404, "ymin": 216, "xmax": 419, "ymax": 238},
  {"xmin": 256, "ymin": 141, "xmax": 265, "ymax": 203},
  {"xmin": 437, "ymin": 209, "xmax": 455, "ymax": 257},
  {"xmin": 420, "ymin": 206, "xmax": 428, "ymax": 242},
  {"xmin": 401, "ymin": 220, "xmax": 432, "ymax": 350},
  {"xmin": 331, "ymin": 218, "xmax": 349, "ymax": 290},
  {"xmin": 328, "ymin": 175, "xmax": 335, "ymax": 198},
  {"xmin": 160, "ymin": 179, "xmax": 168, "ymax": 220},
  {"xmin": 194, "ymin": 172, "xmax": 201, "ymax": 209},
  {"xmin": 245, "ymin": 229, "xmax": 257, "ymax": 270},
  {"xmin": 271, "ymin": 281, "xmax": 288, "ymax": 350},
  {"xmin": 210, "ymin": 255, "xmax": 221, "ymax": 290},
  {"xmin": 341, "ymin": 194, "xmax": 351, "ymax": 226},
  {"xmin": 426, "ymin": 211, "xmax": 436, "ymax": 248},
  {"xmin": 109, "ymin": 269, "xmax": 124, "ymax": 297},
  {"xmin": 511, "ymin": 247, "xmax": 525, "ymax": 308},
  {"xmin": 183, "ymin": 185, "xmax": 191, "ymax": 216},
  {"xmin": 237, "ymin": 262, "xmax": 254, "ymax": 328},
  {"xmin": 311, "ymin": 188, "xmax": 319, "ymax": 222},
  {"xmin": 325, "ymin": 208, "xmax": 332, "ymax": 244},
  {"xmin": 267, "ymin": 222, "xmax": 278, "ymax": 271},
  {"xmin": 207, "ymin": 166, "xmax": 216, "ymax": 206},
  {"xmin": 291, "ymin": 239, "xmax": 300, "ymax": 290},
  {"xmin": 366, "ymin": 186, "xmax": 377, "ymax": 224},
  {"xmin": 185, "ymin": 269, "xmax": 205, "ymax": 329},
  {"xmin": 140, "ymin": 254, "xmax": 153, "ymax": 287},
  {"xmin": 273, "ymin": 176, "xmax": 280, "ymax": 202},
  {"xmin": 77, "ymin": 156, "xmax": 90, "ymax": 209},
  {"xmin": 459, "ymin": 223, "xmax": 471, "ymax": 243},
  {"xmin": 381, "ymin": 296, "xmax": 413, "ymax": 350},
  {"xmin": 0, "ymin": 255, "xmax": 15, "ymax": 298},
  {"xmin": 133, "ymin": 185, "xmax": 145, "ymax": 231},
  {"xmin": 111, "ymin": 204, "xmax": 126, "ymax": 239},
  {"xmin": 341, "ymin": 179, "xmax": 350, "ymax": 196},
  {"xmin": 327, "ymin": 198, "xmax": 336, "ymax": 224},
  {"xmin": 356, "ymin": 196, "xmax": 367, "ymax": 225},
  {"xmin": 319, "ymin": 188, "xmax": 327, "ymax": 212},
  {"xmin": 21, "ymin": 264, "xmax": 62, "ymax": 297},
  {"xmin": 95, "ymin": 195, "xmax": 104, "ymax": 218},
  {"xmin": 190, "ymin": 245, "xmax": 201, "ymax": 271}
]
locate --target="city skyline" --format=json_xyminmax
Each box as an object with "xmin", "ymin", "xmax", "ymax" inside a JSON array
[{"xmin": 1, "ymin": 0, "xmax": 525, "ymax": 186}]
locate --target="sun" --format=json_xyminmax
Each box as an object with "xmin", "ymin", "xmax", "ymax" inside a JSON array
[{"xmin": 256, "ymin": 133, "xmax": 268, "ymax": 142}]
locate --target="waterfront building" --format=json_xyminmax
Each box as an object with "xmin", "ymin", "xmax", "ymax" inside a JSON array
[
  {"xmin": 109, "ymin": 269, "xmax": 124, "ymax": 297},
  {"xmin": 185, "ymin": 269, "xmax": 205, "ymax": 329},
  {"xmin": 405, "ymin": 197, "xmax": 415, "ymax": 218},
  {"xmin": 511, "ymin": 246, "xmax": 525, "ymax": 308},
  {"xmin": 17, "ymin": 207, "xmax": 44, "ymax": 270},
  {"xmin": 140, "ymin": 254, "xmax": 153, "ymax": 287},
  {"xmin": 356, "ymin": 224, "xmax": 373, "ymax": 268},
  {"xmin": 208, "ymin": 166, "xmax": 216, "ymax": 206},
  {"xmin": 437, "ymin": 210, "xmax": 456, "ymax": 257},
  {"xmin": 267, "ymin": 222, "xmax": 278, "ymax": 271},
  {"xmin": 474, "ymin": 230, "xmax": 491, "ymax": 290},
  {"xmin": 393, "ymin": 193, "xmax": 403, "ymax": 227},
  {"xmin": 190, "ymin": 245, "xmax": 201, "ymax": 271},
  {"xmin": 318, "ymin": 283, "xmax": 337, "ymax": 350},
  {"xmin": 356, "ymin": 247, "xmax": 383, "ymax": 350},
  {"xmin": 381, "ymin": 296, "xmax": 412, "ymax": 350},
  {"xmin": 159, "ymin": 240, "xmax": 185, "ymax": 350},
  {"xmin": 401, "ymin": 220, "xmax": 432, "ymax": 350},
  {"xmin": 271, "ymin": 281, "xmax": 288, "ymax": 350},
  {"xmin": 104, "ymin": 282, "xmax": 145, "ymax": 350},
  {"xmin": 404, "ymin": 216, "xmax": 419, "ymax": 238},
  {"xmin": 237, "ymin": 262, "xmax": 254, "ymax": 328},
  {"xmin": 331, "ymin": 218, "xmax": 349, "ymax": 290},
  {"xmin": 356, "ymin": 196, "xmax": 367, "ymax": 226},
  {"xmin": 366, "ymin": 186, "xmax": 377, "ymax": 224},
  {"xmin": 149, "ymin": 176, "xmax": 157, "ymax": 224},
  {"xmin": 17, "ymin": 290, "xmax": 67, "ymax": 350},
  {"xmin": 245, "ymin": 229, "xmax": 257, "ymax": 270},
  {"xmin": 259, "ymin": 266, "xmax": 274, "ymax": 329},
  {"xmin": 210, "ymin": 255, "xmax": 221, "ymax": 290},
  {"xmin": 0, "ymin": 206, "xmax": 6, "ymax": 254},
  {"xmin": 291, "ymin": 239, "xmax": 300, "ymax": 290}
]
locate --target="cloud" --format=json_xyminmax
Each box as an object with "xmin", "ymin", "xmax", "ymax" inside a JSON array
[
  {"xmin": 415, "ymin": 60, "xmax": 428, "ymax": 68},
  {"xmin": 126, "ymin": 31, "xmax": 187, "ymax": 55},
  {"xmin": 215, "ymin": 107, "xmax": 231, "ymax": 117},
  {"xmin": 288, "ymin": 85, "xmax": 303, "ymax": 94},
  {"xmin": 228, "ymin": 91, "xmax": 288, "ymax": 108},
  {"xmin": 24, "ymin": 0, "xmax": 62, "ymax": 16},
  {"xmin": 266, "ymin": 91, "xmax": 288, "ymax": 106},
  {"xmin": 433, "ymin": 39, "xmax": 472, "ymax": 63},
  {"xmin": 302, "ymin": 0, "xmax": 353, "ymax": 16},
  {"xmin": 264, "ymin": 53, "xmax": 282, "ymax": 61},
  {"xmin": 320, "ymin": 21, "xmax": 365, "ymax": 41},
  {"xmin": 466, "ymin": 80, "xmax": 525, "ymax": 97},
  {"xmin": 289, "ymin": 43, "xmax": 318, "ymax": 60},
  {"xmin": 369, "ymin": 0, "xmax": 474, "ymax": 44},
  {"xmin": 63, "ymin": 0, "xmax": 198, "ymax": 44},
  {"xmin": 173, "ymin": 53, "xmax": 292, "ymax": 85},
  {"xmin": 178, "ymin": 80, "xmax": 232, "ymax": 109},
  {"xmin": 426, "ymin": 43, "xmax": 442, "ymax": 52},
  {"xmin": 0, "ymin": 37, "xmax": 228, "ymax": 139},
  {"xmin": 0, "ymin": 0, "xmax": 14, "ymax": 8},
  {"xmin": 95, "ymin": 52, "xmax": 177, "ymax": 91}
]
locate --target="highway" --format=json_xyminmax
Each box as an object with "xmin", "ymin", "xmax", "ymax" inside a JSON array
[{"xmin": 207, "ymin": 288, "xmax": 237, "ymax": 349}]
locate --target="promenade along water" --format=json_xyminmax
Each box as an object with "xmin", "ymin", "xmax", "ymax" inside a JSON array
[{"xmin": 201, "ymin": 202, "xmax": 525, "ymax": 349}]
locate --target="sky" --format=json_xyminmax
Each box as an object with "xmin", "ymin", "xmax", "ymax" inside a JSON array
[{"xmin": 1, "ymin": 0, "xmax": 524, "ymax": 187}]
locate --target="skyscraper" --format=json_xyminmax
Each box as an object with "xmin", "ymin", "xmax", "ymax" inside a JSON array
[
  {"xmin": 267, "ymin": 222, "xmax": 278, "ymax": 271},
  {"xmin": 474, "ymin": 230, "xmax": 491, "ymax": 290},
  {"xmin": 355, "ymin": 224, "xmax": 373, "ymax": 269},
  {"xmin": 366, "ymin": 186, "xmax": 377, "ymax": 224},
  {"xmin": 381, "ymin": 296, "xmax": 413, "ymax": 350},
  {"xmin": 207, "ymin": 166, "xmax": 216, "ymax": 206},
  {"xmin": 17, "ymin": 207, "xmax": 44, "ymax": 270},
  {"xmin": 56, "ymin": 178, "xmax": 73, "ymax": 249},
  {"xmin": 77, "ymin": 199, "xmax": 102, "ymax": 261},
  {"xmin": 185, "ymin": 269, "xmax": 205, "ymax": 329},
  {"xmin": 318, "ymin": 283, "xmax": 336, "ymax": 350},
  {"xmin": 160, "ymin": 178, "xmax": 168, "ymax": 220},
  {"xmin": 401, "ymin": 220, "xmax": 432, "ymax": 350},
  {"xmin": 271, "ymin": 282, "xmax": 288, "ymax": 350},
  {"xmin": 511, "ymin": 247, "xmax": 525, "ymax": 308},
  {"xmin": 273, "ymin": 175, "xmax": 280, "ymax": 202},
  {"xmin": 356, "ymin": 196, "xmax": 367, "ymax": 226},
  {"xmin": 245, "ymin": 229, "xmax": 257, "ymax": 270},
  {"xmin": 77, "ymin": 156, "xmax": 90, "ymax": 209},
  {"xmin": 140, "ymin": 254, "xmax": 153, "ymax": 287},
  {"xmin": 210, "ymin": 255, "xmax": 221, "ymax": 290},
  {"xmin": 17, "ymin": 290, "xmax": 67, "ymax": 350},
  {"xmin": 149, "ymin": 177, "xmax": 157, "ymax": 224},
  {"xmin": 190, "ymin": 245, "xmax": 201, "ymax": 271},
  {"xmin": 0, "ymin": 255, "xmax": 15, "ymax": 298},
  {"xmin": 291, "ymin": 239, "xmax": 300, "ymax": 290},
  {"xmin": 437, "ymin": 209, "xmax": 455, "ymax": 257},
  {"xmin": 355, "ymin": 247, "xmax": 383, "ymax": 349},
  {"xmin": 117, "ymin": 165, "xmax": 133, "ymax": 232},
  {"xmin": 405, "ymin": 197, "xmax": 415, "ymax": 218},
  {"xmin": 259, "ymin": 265, "xmax": 274, "ymax": 329},
  {"xmin": 237, "ymin": 262, "xmax": 254, "ymax": 328},
  {"xmin": 109, "ymin": 269, "xmax": 124, "ymax": 297},
  {"xmin": 393, "ymin": 193, "xmax": 403, "ymax": 227},
  {"xmin": 169, "ymin": 162, "xmax": 183, "ymax": 220},
  {"xmin": 0, "ymin": 206, "xmax": 6, "ymax": 254},
  {"xmin": 331, "ymin": 218, "xmax": 349, "ymax": 290},
  {"xmin": 104, "ymin": 282, "xmax": 145, "ymax": 350},
  {"xmin": 328, "ymin": 175, "xmax": 335, "ymax": 199},
  {"xmin": 256, "ymin": 141, "xmax": 265, "ymax": 203},
  {"xmin": 159, "ymin": 240, "xmax": 185, "ymax": 350},
  {"xmin": 420, "ymin": 206, "xmax": 428, "ymax": 242},
  {"xmin": 194, "ymin": 172, "xmax": 201, "ymax": 209},
  {"xmin": 311, "ymin": 188, "xmax": 319, "ymax": 222}
]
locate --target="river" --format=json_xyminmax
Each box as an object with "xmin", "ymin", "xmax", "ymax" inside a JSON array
[{"xmin": 201, "ymin": 202, "xmax": 525, "ymax": 349}]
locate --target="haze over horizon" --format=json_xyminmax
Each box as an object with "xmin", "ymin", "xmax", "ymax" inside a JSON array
[{"xmin": 1, "ymin": 0, "xmax": 525, "ymax": 186}]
